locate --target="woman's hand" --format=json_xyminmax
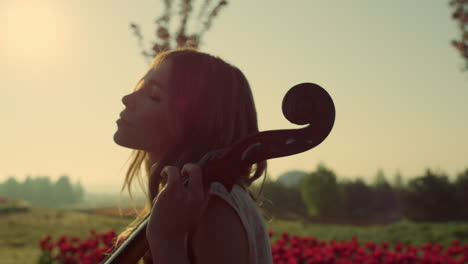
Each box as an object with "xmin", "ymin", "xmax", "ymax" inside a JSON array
[{"xmin": 146, "ymin": 163, "xmax": 210, "ymax": 245}]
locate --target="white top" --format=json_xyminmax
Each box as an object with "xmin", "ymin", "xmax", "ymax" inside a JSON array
[{"xmin": 208, "ymin": 182, "xmax": 273, "ymax": 264}]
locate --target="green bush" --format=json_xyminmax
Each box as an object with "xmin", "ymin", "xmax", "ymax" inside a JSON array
[{"xmin": 0, "ymin": 198, "xmax": 31, "ymax": 214}]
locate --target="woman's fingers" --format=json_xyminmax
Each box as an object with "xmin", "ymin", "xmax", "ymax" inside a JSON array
[
  {"xmin": 161, "ymin": 166, "xmax": 181, "ymax": 193},
  {"xmin": 148, "ymin": 164, "xmax": 211, "ymax": 242},
  {"xmin": 181, "ymin": 163, "xmax": 209, "ymax": 227},
  {"xmin": 181, "ymin": 163, "xmax": 204, "ymax": 199},
  {"xmin": 160, "ymin": 164, "xmax": 207, "ymax": 204}
]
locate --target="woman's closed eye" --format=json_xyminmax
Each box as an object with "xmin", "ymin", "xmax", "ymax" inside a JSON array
[
  {"xmin": 149, "ymin": 91, "xmax": 161, "ymax": 101},
  {"xmin": 150, "ymin": 95, "xmax": 161, "ymax": 101},
  {"xmin": 147, "ymin": 81, "xmax": 162, "ymax": 101}
]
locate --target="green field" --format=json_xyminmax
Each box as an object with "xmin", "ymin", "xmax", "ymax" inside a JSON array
[
  {"xmin": 0, "ymin": 207, "xmax": 131, "ymax": 264},
  {"xmin": 1, "ymin": 208, "xmax": 468, "ymax": 264}
]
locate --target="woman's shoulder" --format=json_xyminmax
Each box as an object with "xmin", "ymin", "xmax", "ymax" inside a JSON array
[
  {"xmin": 209, "ymin": 181, "xmax": 247, "ymax": 194},
  {"xmin": 191, "ymin": 194, "xmax": 250, "ymax": 263}
]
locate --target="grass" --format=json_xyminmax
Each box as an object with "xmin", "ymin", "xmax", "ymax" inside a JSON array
[
  {"xmin": 0, "ymin": 207, "xmax": 132, "ymax": 264},
  {"xmin": 267, "ymin": 218, "xmax": 468, "ymax": 247},
  {"xmin": 1, "ymin": 207, "xmax": 468, "ymax": 263}
]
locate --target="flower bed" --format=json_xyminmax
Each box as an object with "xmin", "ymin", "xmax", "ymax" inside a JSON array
[
  {"xmin": 38, "ymin": 230, "xmax": 117, "ymax": 264},
  {"xmin": 269, "ymin": 231, "xmax": 468, "ymax": 264},
  {"xmin": 39, "ymin": 229, "xmax": 468, "ymax": 263}
]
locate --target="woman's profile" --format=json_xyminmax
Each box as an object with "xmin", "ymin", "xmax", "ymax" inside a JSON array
[{"xmin": 113, "ymin": 48, "xmax": 273, "ymax": 264}]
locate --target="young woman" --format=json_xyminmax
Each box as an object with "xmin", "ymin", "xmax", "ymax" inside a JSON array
[{"xmin": 113, "ymin": 48, "xmax": 273, "ymax": 264}]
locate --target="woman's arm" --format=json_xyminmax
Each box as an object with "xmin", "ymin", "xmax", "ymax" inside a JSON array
[
  {"xmin": 150, "ymin": 195, "xmax": 249, "ymax": 264},
  {"xmin": 191, "ymin": 195, "xmax": 250, "ymax": 264},
  {"xmin": 147, "ymin": 164, "xmax": 249, "ymax": 263},
  {"xmin": 151, "ymin": 236, "xmax": 190, "ymax": 264}
]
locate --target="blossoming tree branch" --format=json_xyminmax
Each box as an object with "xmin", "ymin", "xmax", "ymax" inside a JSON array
[{"xmin": 129, "ymin": 0, "xmax": 228, "ymax": 63}]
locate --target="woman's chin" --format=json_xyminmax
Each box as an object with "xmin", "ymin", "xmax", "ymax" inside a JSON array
[
  {"xmin": 113, "ymin": 132, "xmax": 149, "ymax": 151},
  {"xmin": 113, "ymin": 131, "xmax": 132, "ymax": 148}
]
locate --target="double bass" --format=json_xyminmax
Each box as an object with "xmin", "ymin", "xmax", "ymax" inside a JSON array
[{"xmin": 102, "ymin": 82, "xmax": 336, "ymax": 263}]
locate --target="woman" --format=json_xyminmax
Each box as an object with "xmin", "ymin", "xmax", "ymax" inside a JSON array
[{"xmin": 113, "ymin": 48, "xmax": 273, "ymax": 264}]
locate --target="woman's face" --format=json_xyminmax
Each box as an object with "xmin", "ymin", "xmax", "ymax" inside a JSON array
[{"xmin": 114, "ymin": 60, "xmax": 174, "ymax": 158}]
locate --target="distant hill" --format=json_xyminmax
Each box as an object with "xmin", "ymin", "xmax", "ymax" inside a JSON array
[{"xmin": 276, "ymin": 170, "xmax": 308, "ymax": 187}]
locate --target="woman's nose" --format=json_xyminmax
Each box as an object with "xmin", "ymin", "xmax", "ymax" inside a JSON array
[{"xmin": 122, "ymin": 94, "xmax": 132, "ymax": 107}]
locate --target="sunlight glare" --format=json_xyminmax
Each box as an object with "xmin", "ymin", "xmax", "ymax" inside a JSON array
[{"xmin": 1, "ymin": 1, "xmax": 70, "ymax": 65}]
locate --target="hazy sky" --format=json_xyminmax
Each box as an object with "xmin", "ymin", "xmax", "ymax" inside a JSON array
[{"xmin": 1, "ymin": 0, "xmax": 467, "ymax": 193}]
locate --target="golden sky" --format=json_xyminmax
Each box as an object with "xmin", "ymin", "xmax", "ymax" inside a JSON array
[{"xmin": 1, "ymin": 0, "xmax": 467, "ymax": 193}]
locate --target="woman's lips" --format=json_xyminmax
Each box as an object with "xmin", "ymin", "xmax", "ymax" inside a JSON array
[
  {"xmin": 118, "ymin": 113, "xmax": 131, "ymax": 125},
  {"xmin": 117, "ymin": 118, "xmax": 129, "ymax": 126}
]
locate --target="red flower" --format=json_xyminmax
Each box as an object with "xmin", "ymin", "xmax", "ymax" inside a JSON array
[
  {"xmin": 365, "ymin": 241, "xmax": 376, "ymax": 252},
  {"xmin": 39, "ymin": 234, "xmax": 53, "ymax": 250},
  {"xmin": 268, "ymin": 230, "xmax": 274, "ymax": 238},
  {"xmin": 452, "ymin": 239, "xmax": 461, "ymax": 247},
  {"xmin": 380, "ymin": 241, "xmax": 389, "ymax": 249},
  {"xmin": 59, "ymin": 242, "xmax": 75, "ymax": 253},
  {"xmin": 57, "ymin": 234, "xmax": 68, "ymax": 246}
]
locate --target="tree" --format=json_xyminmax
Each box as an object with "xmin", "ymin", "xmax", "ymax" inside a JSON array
[
  {"xmin": 1, "ymin": 177, "xmax": 20, "ymax": 199},
  {"xmin": 372, "ymin": 169, "xmax": 387, "ymax": 186},
  {"xmin": 251, "ymin": 176, "xmax": 308, "ymax": 220},
  {"xmin": 391, "ymin": 171, "xmax": 405, "ymax": 219},
  {"xmin": 130, "ymin": 0, "xmax": 228, "ymax": 63},
  {"xmin": 454, "ymin": 168, "xmax": 468, "ymax": 220},
  {"xmin": 300, "ymin": 163, "xmax": 343, "ymax": 219},
  {"xmin": 341, "ymin": 179, "xmax": 374, "ymax": 221},
  {"xmin": 371, "ymin": 170, "xmax": 399, "ymax": 223},
  {"xmin": 276, "ymin": 170, "xmax": 308, "ymax": 188},
  {"xmin": 34, "ymin": 176, "xmax": 54, "ymax": 207},
  {"xmin": 392, "ymin": 170, "xmax": 405, "ymax": 191},
  {"xmin": 53, "ymin": 175, "xmax": 76, "ymax": 206},
  {"xmin": 22, "ymin": 176, "xmax": 35, "ymax": 202},
  {"xmin": 72, "ymin": 180, "xmax": 85, "ymax": 204},
  {"xmin": 402, "ymin": 169, "xmax": 459, "ymax": 221},
  {"xmin": 0, "ymin": 175, "xmax": 85, "ymax": 207},
  {"xmin": 449, "ymin": 0, "xmax": 468, "ymax": 71}
]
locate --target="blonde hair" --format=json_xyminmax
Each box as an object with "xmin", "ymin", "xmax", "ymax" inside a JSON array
[{"xmin": 116, "ymin": 48, "xmax": 268, "ymax": 262}]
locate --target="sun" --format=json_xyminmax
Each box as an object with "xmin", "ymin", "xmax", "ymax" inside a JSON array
[{"xmin": 0, "ymin": 1, "xmax": 70, "ymax": 65}]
